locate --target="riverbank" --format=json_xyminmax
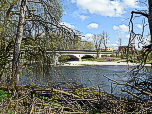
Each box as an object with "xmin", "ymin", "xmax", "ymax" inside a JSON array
[
  {"xmin": 0, "ymin": 81, "xmax": 147, "ymax": 113},
  {"xmin": 59, "ymin": 61, "xmax": 152, "ymax": 67}
]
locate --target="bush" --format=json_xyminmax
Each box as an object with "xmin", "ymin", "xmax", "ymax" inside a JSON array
[
  {"xmin": 59, "ymin": 55, "xmax": 71, "ymax": 62},
  {"xmin": 128, "ymin": 54, "xmax": 133, "ymax": 58},
  {"xmin": 121, "ymin": 51, "xmax": 124, "ymax": 59},
  {"xmin": 111, "ymin": 51, "xmax": 116, "ymax": 57},
  {"xmin": 101, "ymin": 55, "xmax": 107, "ymax": 58},
  {"xmin": 0, "ymin": 90, "xmax": 7, "ymax": 102}
]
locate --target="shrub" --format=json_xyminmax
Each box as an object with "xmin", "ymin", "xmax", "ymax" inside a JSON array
[
  {"xmin": 0, "ymin": 90, "xmax": 7, "ymax": 102},
  {"xmin": 128, "ymin": 54, "xmax": 133, "ymax": 58},
  {"xmin": 121, "ymin": 50, "xmax": 124, "ymax": 59},
  {"xmin": 111, "ymin": 51, "xmax": 116, "ymax": 57}
]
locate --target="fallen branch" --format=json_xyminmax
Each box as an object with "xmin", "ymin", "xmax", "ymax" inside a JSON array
[{"xmin": 103, "ymin": 75, "xmax": 152, "ymax": 97}]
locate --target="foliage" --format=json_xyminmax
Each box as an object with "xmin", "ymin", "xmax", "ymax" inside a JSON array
[
  {"xmin": 0, "ymin": 90, "xmax": 12, "ymax": 102},
  {"xmin": 59, "ymin": 55, "xmax": 71, "ymax": 62},
  {"xmin": 127, "ymin": 54, "xmax": 133, "ymax": 58},
  {"xmin": 74, "ymin": 40, "xmax": 83, "ymax": 50},
  {"xmin": 0, "ymin": 90, "xmax": 7, "ymax": 102},
  {"xmin": 0, "ymin": 0, "xmax": 68, "ymax": 81},
  {"xmin": 120, "ymin": 49, "xmax": 124, "ymax": 59},
  {"xmin": 110, "ymin": 51, "xmax": 116, "ymax": 57},
  {"xmin": 83, "ymin": 42, "xmax": 95, "ymax": 50},
  {"xmin": 91, "ymin": 31, "xmax": 110, "ymax": 58},
  {"xmin": 0, "ymin": 0, "xmax": 19, "ymax": 80}
]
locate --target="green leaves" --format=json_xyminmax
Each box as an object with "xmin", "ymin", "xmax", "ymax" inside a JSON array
[
  {"xmin": 74, "ymin": 41, "xmax": 83, "ymax": 50},
  {"xmin": 0, "ymin": 90, "xmax": 7, "ymax": 101},
  {"xmin": 0, "ymin": 90, "xmax": 12, "ymax": 102},
  {"xmin": 83, "ymin": 42, "xmax": 95, "ymax": 50}
]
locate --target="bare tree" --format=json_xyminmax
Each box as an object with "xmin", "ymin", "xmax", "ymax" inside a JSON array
[
  {"xmin": 118, "ymin": 38, "xmax": 122, "ymax": 47},
  {"xmin": 91, "ymin": 34, "xmax": 103, "ymax": 58},
  {"xmin": 101, "ymin": 31, "xmax": 109, "ymax": 51},
  {"xmin": 117, "ymin": 0, "xmax": 152, "ymax": 109},
  {"xmin": 128, "ymin": 0, "xmax": 152, "ymax": 65}
]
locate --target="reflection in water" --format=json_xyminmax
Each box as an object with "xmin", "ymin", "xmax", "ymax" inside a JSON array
[{"xmin": 20, "ymin": 65, "xmax": 152, "ymax": 98}]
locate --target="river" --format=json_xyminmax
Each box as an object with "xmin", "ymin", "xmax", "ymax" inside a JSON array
[{"xmin": 20, "ymin": 65, "xmax": 152, "ymax": 98}]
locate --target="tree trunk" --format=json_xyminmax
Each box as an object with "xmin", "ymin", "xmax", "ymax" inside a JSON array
[
  {"xmin": 97, "ymin": 49, "xmax": 99, "ymax": 59},
  {"xmin": 148, "ymin": 0, "xmax": 152, "ymax": 45},
  {"xmin": 12, "ymin": 0, "xmax": 27, "ymax": 86}
]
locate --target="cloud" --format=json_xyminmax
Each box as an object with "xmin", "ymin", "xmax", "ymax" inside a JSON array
[
  {"xmin": 85, "ymin": 33, "xmax": 94, "ymax": 41},
  {"xmin": 72, "ymin": 11, "xmax": 89, "ymax": 21},
  {"xmin": 113, "ymin": 25, "xmax": 119, "ymax": 30},
  {"xmin": 136, "ymin": 24, "xmax": 146, "ymax": 29},
  {"xmin": 87, "ymin": 23, "xmax": 99, "ymax": 29},
  {"xmin": 79, "ymin": 15, "xmax": 89, "ymax": 21},
  {"xmin": 60, "ymin": 22, "xmax": 75, "ymax": 29},
  {"xmin": 126, "ymin": 34, "xmax": 130, "ymax": 39},
  {"xmin": 107, "ymin": 43, "xmax": 119, "ymax": 47},
  {"xmin": 70, "ymin": 0, "xmax": 76, "ymax": 3},
  {"xmin": 113, "ymin": 24, "xmax": 129, "ymax": 38},
  {"xmin": 107, "ymin": 41, "xmax": 120, "ymax": 47},
  {"xmin": 71, "ymin": 0, "xmax": 140, "ymax": 17},
  {"xmin": 115, "ymin": 41, "xmax": 119, "ymax": 44},
  {"xmin": 80, "ymin": 36, "xmax": 86, "ymax": 41},
  {"xmin": 113, "ymin": 24, "xmax": 129, "ymax": 32},
  {"xmin": 122, "ymin": 19, "xmax": 125, "ymax": 21},
  {"xmin": 108, "ymin": 40, "xmax": 119, "ymax": 44}
]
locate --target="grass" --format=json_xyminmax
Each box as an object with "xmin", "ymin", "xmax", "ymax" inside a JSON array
[
  {"xmin": 82, "ymin": 58, "xmax": 126, "ymax": 62},
  {"xmin": 81, "ymin": 64, "xmax": 101, "ymax": 66},
  {"xmin": 82, "ymin": 57, "xmax": 152, "ymax": 64},
  {"xmin": 127, "ymin": 59, "xmax": 152, "ymax": 64}
]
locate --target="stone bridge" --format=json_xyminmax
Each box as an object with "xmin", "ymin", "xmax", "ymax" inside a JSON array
[{"xmin": 46, "ymin": 50, "xmax": 113, "ymax": 65}]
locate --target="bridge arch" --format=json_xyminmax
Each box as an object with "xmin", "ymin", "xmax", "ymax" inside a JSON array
[
  {"xmin": 81, "ymin": 55, "xmax": 95, "ymax": 59},
  {"xmin": 54, "ymin": 54, "xmax": 80, "ymax": 64},
  {"xmin": 58, "ymin": 54, "xmax": 79, "ymax": 61}
]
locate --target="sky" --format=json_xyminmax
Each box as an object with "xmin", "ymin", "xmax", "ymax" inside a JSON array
[{"xmin": 61, "ymin": 0, "xmax": 150, "ymax": 50}]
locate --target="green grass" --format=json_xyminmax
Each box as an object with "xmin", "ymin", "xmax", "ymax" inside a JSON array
[
  {"xmin": 82, "ymin": 58, "xmax": 126, "ymax": 62},
  {"xmin": 81, "ymin": 64, "xmax": 99, "ymax": 66}
]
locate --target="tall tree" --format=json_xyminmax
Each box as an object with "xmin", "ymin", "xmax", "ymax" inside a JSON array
[
  {"xmin": 118, "ymin": 38, "xmax": 122, "ymax": 47},
  {"xmin": 148, "ymin": 0, "xmax": 152, "ymax": 44},
  {"xmin": 100, "ymin": 31, "xmax": 109, "ymax": 51},
  {"xmin": 11, "ymin": 0, "xmax": 66, "ymax": 85},
  {"xmin": 128, "ymin": 0, "xmax": 152, "ymax": 64},
  {"xmin": 12, "ymin": 0, "xmax": 27, "ymax": 86},
  {"xmin": 0, "ymin": 0, "xmax": 19, "ymax": 80},
  {"xmin": 74, "ymin": 40, "xmax": 83, "ymax": 50},
  {"xmin": 83, "ymin": 41, "xmax": 95, "ymax": 50},
  {"xmin": 117, "ymin": 0, "xmax": 152, "ymax": 105},
  {"xmin": 91, "ymin": 34, "xmax": 103, "ymax": 58}
]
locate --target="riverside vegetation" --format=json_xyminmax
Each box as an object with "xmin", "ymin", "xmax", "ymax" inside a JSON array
[{"xmin": 1, "ymin": 0, "xmax": 152, "ymax": 113}]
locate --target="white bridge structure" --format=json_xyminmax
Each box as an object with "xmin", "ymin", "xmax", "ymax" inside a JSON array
[{"xmin": 46, "ymin": 50, "xmax": 113, "ymax": 65}]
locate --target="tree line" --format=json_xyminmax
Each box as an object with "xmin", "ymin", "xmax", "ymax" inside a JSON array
[{"xmin": 0, "ymin": 0, "xmax": 81, "ymax": 85}]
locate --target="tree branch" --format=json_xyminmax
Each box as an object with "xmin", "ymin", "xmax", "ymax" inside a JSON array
[{"xmin": 131, "ymin": 11, "xmax": 148, "ymax": 18}]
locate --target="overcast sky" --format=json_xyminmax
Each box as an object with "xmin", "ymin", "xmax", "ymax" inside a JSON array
[{"xmin": 61, "ymin": 0, "xmax": 150, "ymax": 50}]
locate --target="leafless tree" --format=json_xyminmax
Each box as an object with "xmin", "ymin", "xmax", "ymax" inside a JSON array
[
  {"xmin": 118, "ymin": 38, "xmax": 122, "ymax": 47},
  {"xmin": 91, "ymin": 34, "xmax": 103, "ymax": 58},
  {"xmin": 101, "ymin": 31, "xmax": 109, "ymax": 51},
  {"xmin": 123, "ymin": 0, "xmax": 152, "ymax": 106}
]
